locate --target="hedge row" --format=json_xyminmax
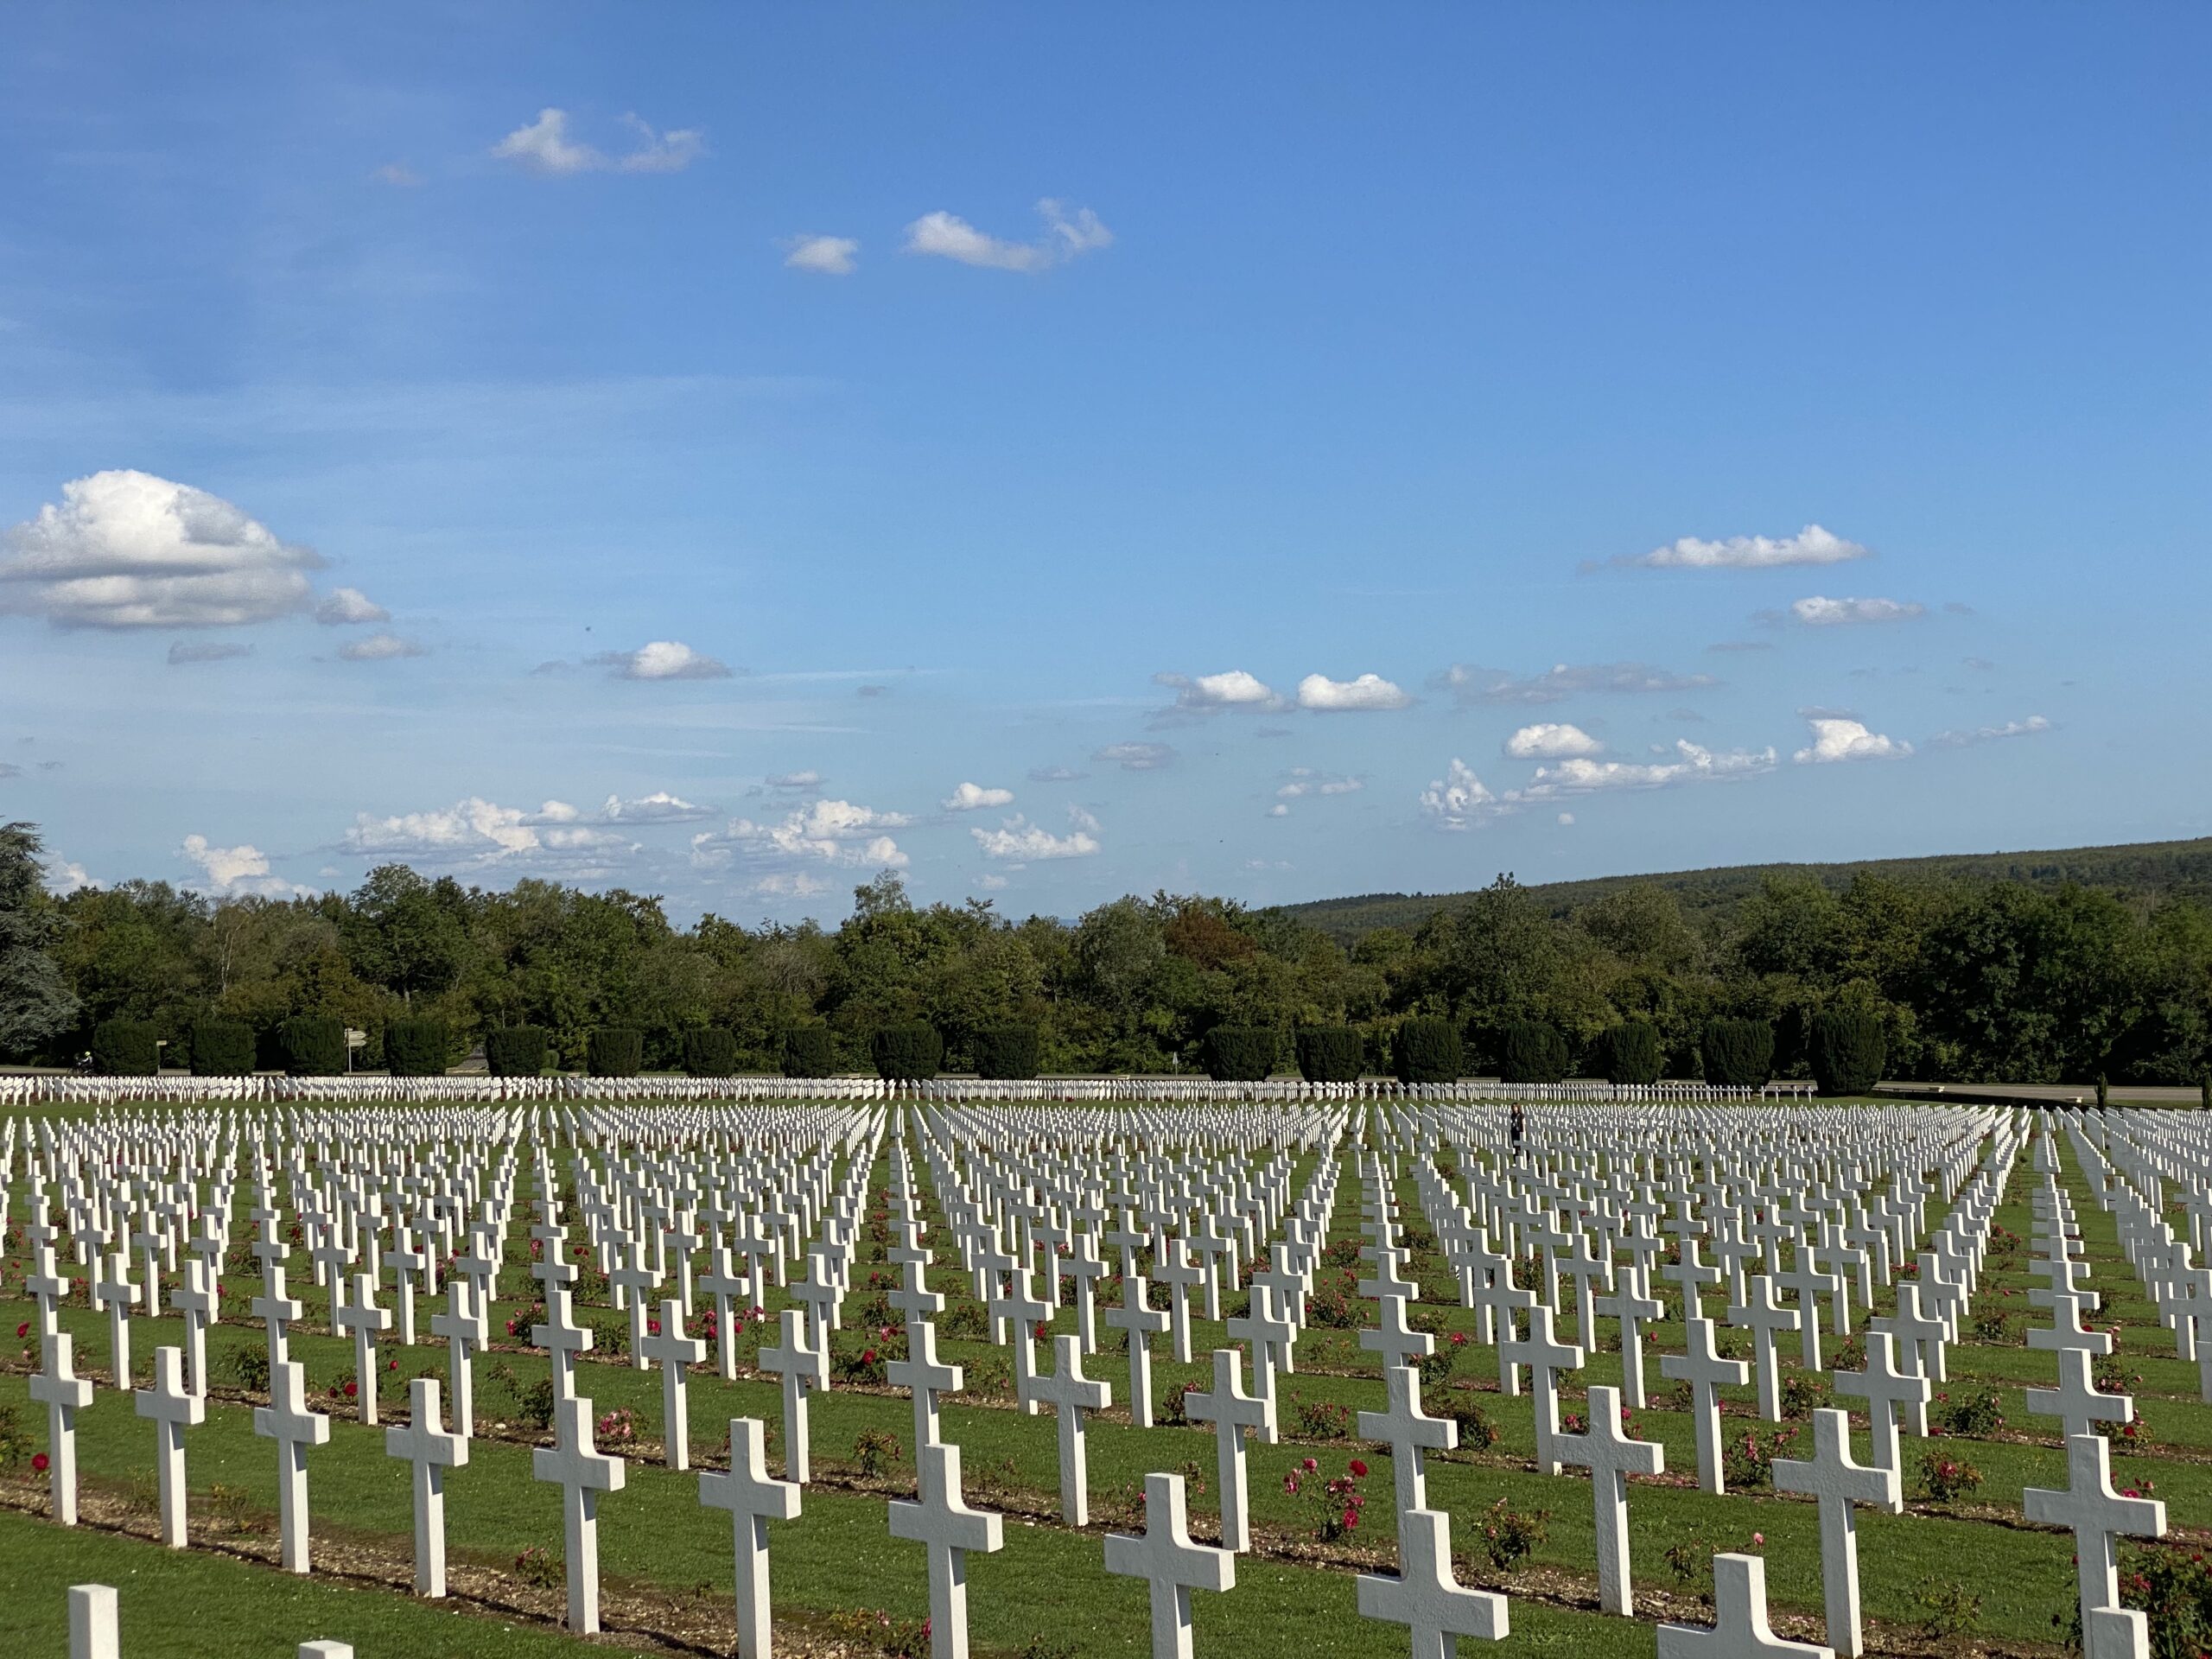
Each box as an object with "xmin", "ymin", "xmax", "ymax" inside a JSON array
[
  {"xmin": 485, "ymin": 1027, "xmax": 549, "ymax": 1077},
  {"xmin": 1810, "ymin": 1009, "xmax": 1885, "ymax": 1096},
  {"xmin": 385, "ymin": 1017, "xmax": 449, "ymax": 1077},
  {"xmin": 871, "ymin": 1023, "xmax": 942, "ymax": 1081}
]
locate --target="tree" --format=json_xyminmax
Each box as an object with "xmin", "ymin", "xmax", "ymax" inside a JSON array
[{"xmin": 0, "ymin": 822, "xmax": 79, "ymax": 1055}]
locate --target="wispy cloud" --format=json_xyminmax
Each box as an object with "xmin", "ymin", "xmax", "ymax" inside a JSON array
[
  {"xmin": 1095, "ymin": 741, "xmax": 1173, "ymax": 771},
  {"xmin": 1780, "ymin": 595, "xmax": 1926, "ymax": 627},
  {"xmin": 492, "ymin": 109, "xmax": 706, "ymax": 177},
  {"xmin": 1927, "ymin": 714, "xmax": 2051, "ymax": 750},
  {"xmin": 904, "ymin": 200, "xmax": 1112, "ymax": 273},
  {"xmin": 167, "ymin": 641, "xmax": 251, "ymax": 665},
  {"xmin": 1438, "ymin": 661, "xmax": 1717, "ymax": 705},
  {"xmin": 338, "ymin": 632, "xmax": 424, "ymax": 662},
  {"xmin": 783, "ymin": 234, "xmax": 858, "ymax": 276}
]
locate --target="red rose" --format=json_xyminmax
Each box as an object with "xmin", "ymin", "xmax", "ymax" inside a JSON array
[
  {"xmin": 32, "ymin": 1452, "xmax": 49, "ymax": 1472},
  {"xmin": 1348, "ymin": 1459, "xmax": 1368, "ymax": 1477}
]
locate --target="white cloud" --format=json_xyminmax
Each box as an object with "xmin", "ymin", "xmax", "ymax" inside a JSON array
[
  {"xmin": 977, "ymin": 874, "xmax": 1010, "ymax": 892},
  {"xmin": 1096, "ymin": 741, "xmax": 1174, "ymax": 771},
  {"xmin": 181, "ymin": 834, "xmax": 306, "ymax": 898},
  {"xmin": 766, "ymin": 771, "xmax": 823, "ymax": 791},
  {"xmin": 1928, "ymin": 714, "xmax": 2051, "ymax": 750},
  {"xmin": 1276, "ymin": 768, "xmax": 1363, "ymax": 799},
  {"xmin": 492, "ymin": 109, "xmax": 705, "ymax": 176},
  {"xmin": 969, "ymin": 814, "xmax": 1100, "ymax": 862},
  {"xmin": 1066, "ymin": 804, "xmax": 1103, "ymax": 834},
  {"xmin": 43, "ymin": 855, "xmax": 95, "ymax": 893},
  {"xmin": 315, "ymin": 586, "xmax": 389, "ymax": 625},
  {"xmin": 691, "ymin": 798, "xmax": 912, "ymax": 876},
  {"xmin": 1268, "ymin": 803, "xmax": 1290, "ymax": 818},
  {"xmin": 1794, "ymin": 717, "xmax": 1913, "ymax": 764},
  {"xmin": 1157, "ymin": 669, "xmax": 1280, "ymax": 710},
  {"xmin": 783, "ymin": 235, "xmax": 859, "ymax": 276},
  {"xmin": 1440, "ymin": 662, "xmax": 1717, "ymax": 705},
  {"xmin": 1505, "ymin": 722, "xmax": 1603, "ymax": 760},
  {"xmin": 1556, "ymin": 812, "xmax": 1575, "ymax": 826},
  {"xmin": 1297, "ymin": 671, "xmax": 1412, "ymax": 712},
  {"xmin": 339, "ymin": 632, "xmax": 424, "ymax": 661},
  {"xmin": 345, "ymin": 798, "xmax": 543, "ymax": 857},
  {"xmin": 594, "ymin": 640, "xmax": 731, "ymax": 680},
  {"xmin": 1515, "ymin": 740, "xmax": 1777, "ymax": 798},
  {"xmin": 944, "ymin": 781, "xmax": 1015, "ymax": 812},
  {"xmin": 1420, "ymin": 759, "xmax": 1497, "ymax": 831},
  {"xmin": 1619, "ymin": 524, "xmax": 1868, "ymax": 570},
  {"xmin": 601, "ymin": 791, "xmax": 712, "ymax": 823},
  {"xmin": 168, "ymin": 641, "xmax": 251, "ymax": 665},
  {"xmin": 1, "ymin": 470, "xmax": 320, "ymax": 630},
  {"xmin": 1789, "ymin": 595, "xmax": 1926, "ymax": 627},
  {"xmin": 752, "ymin": 871, "xmax": 832, "ymax": 898},
  {"xmin": 903, "ymin": 199, "xmax": 1113, "ymax": 273}
]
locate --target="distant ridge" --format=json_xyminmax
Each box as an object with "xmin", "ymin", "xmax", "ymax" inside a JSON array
[{"xmin": 1271, "ymin": 835, "xmax": 2212, "ymax": 944}]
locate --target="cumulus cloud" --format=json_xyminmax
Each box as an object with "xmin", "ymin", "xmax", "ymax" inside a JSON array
[
  {"xmin": 181, "ymin": 834, "xmax": 307, "ymax": 898},
  {"xmin": 783, "ymin": 234, "xmax": 858, "ymax": 276},
  {"xmin": 969, "ymin": 814, "xmax": 1100, "ymax": 862},
  {"xmin": 43, "ymin": 856, "xmax": 95, "ymax": 893},
  {"xmin": 167, "ymin": 641, "xmax": 251, "ymax": 665},
  {"xmin": 1, "ymin": 470, "xmax": 321, "ymax": 630},
  {"xmin": 1095, "ymin": 741, "xmax": 1173, "ymax": 772},
  {"xmin": 1611, "ymin": 524, "xmax": 1868, "ymax": 570},
  {"xmin": 944, "ymin": 782, "xmax": 1015, "ymax": 812},
  {"xmin": 753, "ymin": 871, "xmax": 833, "ymax": 899},
  {"xmin": 903, "ymin": 199, "xmax": 1112, "ymax": 273},
  {"xmin": 690, "ymin": 798, "xmax": 912, "ymax": 877},
  {"xmin": 1440, "ymin": 661, "xmax": 1718, "ymax": 705},
  {"xmin": 1276, "ymin": 768, "xmax": 1363, "ymax": 800},
  {"xmin": 1927, "ymin": 714, "xmax": 2051, "ymax": 750},
  {"xmin": 315, "ymin": 587, "xmax": 390, "ymax": 626},
  {"xmin": 601, "ymin": 791, "xmax": 712, "ymax": 823},
  {"xmin": 1514, "ymin": 741, "xmax": 1777, "ymax": 799},
  {"xmin": 339, "ymin": 632, "xmax": 424, "ymax": 661},
  {"xmin": 1420, "ymin": 759, "xmax": 1497, "ymax": 831},
  {"xmin": 1794, "ymin": 717, "xmax": 1913, "ymax": 764},
  {"xmin": 1505, "ymin": 722, "xmax": 1603, "ymax": 760},
  {"xmin": 345, "ymin": 798, "xmax": 543, "ymax": 858},
  {"xmin": 593, "ymin": 640, "xmax": 732, "ymax": 680},
  {"xmin": 1298, "ymin": 671, "xmax": 1412, "ymax": 712},
  {"xmin": 1787, "ymin": 595, "xmax": 1926, "ymax": 627},
  {"xmin": 1155, "ymin": 669, "xmax": 1281, "ymax": 711},
  {"xmin": 492, "ymin": 108, "xmax": 705, "ymax": 176}
]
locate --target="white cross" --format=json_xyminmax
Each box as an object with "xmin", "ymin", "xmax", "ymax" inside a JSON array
[
  {"xmin": 1361, "ymin": 1291, "xmax": 1435, "ymax": 1372},
  {"xmin": 1554, "ymin": 1383, "xmax": 1664, "ymax": 1616},
  {"xmin": 759, "ymin": 1306, "xmax": 825, "ymax": 1483},
  {"xmin": 2024, "ymin": 1435, "xmax": 2165, "ymax": 1659},
  {"xmin": 29, "ymin": 1332, "xmax": 94, "ymax": 1526},
  {"xmin": 1593, "ymin": 1261, "xmax": 1662, "ymax": 1409},
  {"xmin": 93, "ymin": 1252, "xmax": 139, "ymax": 1389},
  {"xmin": 1357, "ymin": 1506, "xmax": 1508, "ymax": 1656},
  {"xmin": 531, "ymin": 1394, "xmax": 626, "ymax": 1634},
  {"xmin": 1225, "ymin": 1280, "xmax": 1294, "ymax": 1438},
  {"xmin": 1023, "ymin": 1332, "xmax": 1113, "ymax": 1526},
  {"xmin": 1726, "ymin": 1275, "xmax": 1800, "ymax": 1423},
  {"xmin": 1772, "ymin": 1408, "xmax": 1899, "ymax": 1659},
  {"xmin": 168, "ymin": 1257, "xmax": 216, "ymax": 1399},
  {"xmin": 1184, "ymin": 1346, "xmax": 1267, "ymax": 1548},
  {"xmin": 699, "ymin": 1416, "xmax": 802, "ymax": 1659},
  {"xmin": 889, "ymin": 1440, "xmax": 1006, "ymax": 1659},
  {"xmin": 1104, "ymin": 1274, "xmax": 1173, "ymax": 1427},
  {"xmin": 989, "ymin": 1268, "xmax": 1054, "ymax": 1414},
  {"xmin": 531, "ymin": 1284, "xmax": 595, "ymax": 1408},
  {"xmin": 636, "ymin": 1297, "xmax": 708, "ymax": 1471},
  {"xmin": 2026, "ymin": 1346, "xmax": 2133, "ymax": 1444},
  {"xmin": 428, "ymin": 1279, "xmax": 484, "ymax": 1438},
  {"xmin": 699, "ymin": 1246, "xmax": 749, "ymax": 1379},
  {"xmin": 252, "ymin": 1357, "xmax": 331, "ymax": 1573},
  {"xmin": 887, "ymin": 1318, "xmax": 964, "ymax": 1452},
  {"xmin": 1104, "ymin": 1471, "xmax": 1236, "ymax": 1659},
  {"xmin": 1830, "ymin": 1331, "xmax": 1927, "ymax": 1473},
  {"xmin": 1501, "ymin": 1302, "xmax": 1583, "ymax": 1477},
  {"xmin": 1657, "ymin": 1552, "xmax": 1833, "ymax": 1658},
  {"xmin": 1357, "ymin": 1360, "xmax": 1458, "ymax": 1516},
  {"xmin": 1154, "ymin": 1233, "xmax": 1205, "ymax": 1363},
  {"xmin": 335, "ymin": 1271, "xmax": 393, "ymax": 1424},
  {"xmin": 1660, "ymin": 1315, "xmax": 1749, "ymax": 1494},
  {"xmin": 385, "ymin": 1376, "xmax": 468, "ymax": 1598},
  {"xmin": 133, "ymin": 1345, "xmax": 204, "ymax": 1548}
]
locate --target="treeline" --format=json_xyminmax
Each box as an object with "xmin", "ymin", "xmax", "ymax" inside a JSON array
[{"xmin": 1, "ymin": 822, "xmax": 2207, "ymax": 1088}]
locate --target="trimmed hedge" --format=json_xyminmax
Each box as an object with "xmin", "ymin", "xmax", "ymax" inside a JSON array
[
  {"xmin": 1701, "ymin": 1017, "xmax": 1777, "ymax": 1089},
  {"xmin": 1204, "ymin": 1026, "xmax": 1279, "ymax": 1083},
  {"xmin": 587, "ymin": 1027, "xmax": 645, "ymax": 1078},
  {"xmin": 1810, "ymin": 1009, "xmax": 1886, "ymax": 1097},
  {"xmin": 189, "ymin": 1019, "xmax": 256, "ymax": 1076},
  {"xmin": 92, "ymin": 1018, "xmax": 162, "ymax": 1076},
  {"xmin": 1497, "ymin": 1021, "xmax": 1569, "ymax": 1085},
  {"xmin": 783, "ymin": 1027, "xmax": 837, "ymax": 1079},
  {"xmin": 1393, "ymin": 1017, "xmax": 1463, "ymax": 1084},
  {"xmin": 485, "ymin": 1026, "xmax": 548, "ymax": 1077},
  {"xmin": 683, "ymin": 1028, "xmax": 740, "ymax": 1077},
  {"xmin": 277, "ymin": 1014, "xmax": 347, "ymax": 1077},
  {"xmin": 1591, "ymin": 1021, "xmax": 1663, "ymax": 1086},
  {"xmin": 973, "ymin": 1026, "xmax": 1040, "ymax": 1080},
  {"xmin": 1294, "ymin": 1026, "xmax": 1365, "ymax": 1084},
  {"xmin": 872, "ymin": 1023, "xmax": 943, "ymax": 1081},
  {"xmin": 385, "ymin": 1017, "xmax": 449, "ymax": 1077}
]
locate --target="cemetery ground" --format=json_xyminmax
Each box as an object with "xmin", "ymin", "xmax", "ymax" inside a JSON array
[{"xmin": 0, "ymin": 1102, "xmax": 2198, "ymax": 1657}]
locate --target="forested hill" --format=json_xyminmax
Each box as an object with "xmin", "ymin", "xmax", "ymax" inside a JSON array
[{"xmin": 1276, "ymin": 835, "xmax": 2212, "ymax": 944}]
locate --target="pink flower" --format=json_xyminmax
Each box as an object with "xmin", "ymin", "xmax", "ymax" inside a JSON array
[{"xmin": 1752, "ymin": 1532, "xmax": 1765, "ymax": 1546}]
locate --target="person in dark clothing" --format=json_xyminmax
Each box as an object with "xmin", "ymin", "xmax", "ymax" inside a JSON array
[{"xmin": 1509, "ymin": 1103, "xmax": 1525, "ymax": 1154}]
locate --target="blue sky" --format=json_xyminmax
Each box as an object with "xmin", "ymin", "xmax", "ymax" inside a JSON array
[{"xmin": 2, "ymin": 4, "xmax": 2206, "ymax": 920}]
